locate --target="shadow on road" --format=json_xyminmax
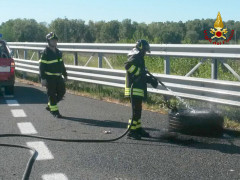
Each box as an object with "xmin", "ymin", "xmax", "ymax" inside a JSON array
[
  {"xmin": 0, "ymin": 85, "xmax": 47, "ymax": 104},
  {"xmin": 61, "ymin": 116, "xmax": 158, "ymax": 132},
  {"xmin": 139, "ymin": 132, "xmax": 240, "ymax": 155}
]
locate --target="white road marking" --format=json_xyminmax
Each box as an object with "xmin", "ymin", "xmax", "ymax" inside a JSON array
[
  {"xmin": 5, "ymin": 99, "xmax": 19, "ymax": 106},
  {"xmin": 17, "ymin": 122, "xmax": 37, "ymax": 134},
  {"xmin": 26, "ymin": 141, "xmax": 54, "ymax": 160},
  {"xmin": 11, "ymin": 109, "xmax": 27, "ymax": 117},
  {"xmin": 42, "ymin": 173, "xmax": 68, "ymax": 180}
]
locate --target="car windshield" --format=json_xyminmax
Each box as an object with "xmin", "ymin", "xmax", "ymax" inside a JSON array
[{"xmin": 0, "ymin": 42, "xmax": 9, "ymax": 58}]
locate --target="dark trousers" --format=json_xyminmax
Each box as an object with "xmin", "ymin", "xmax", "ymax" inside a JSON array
[
  {"xmin": 128, "ymin": 97, "xmax": 142, "ymax": 130},
  {"xmin": 46, "ymin": 77, "xmax": 66, "ymax": 112}
]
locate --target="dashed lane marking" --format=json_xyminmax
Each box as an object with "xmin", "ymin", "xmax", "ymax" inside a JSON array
[
  {"xmin": 26, "ymin": 141, "xmax": 54, "ymax": 160},
  {"xmin": 11, "ymin": 109, "xmax": 27, "ymax": 117},
  {"xmin": 42, "ymin": 173, "xmax": 68, "ymax": 180},
  {"xmin": 17, "ymin": 122, "xmax": 38, "ymax": 134},
  {"xmin": 5, "ymin": 99, "xmax": 19, "ymax": 106}
]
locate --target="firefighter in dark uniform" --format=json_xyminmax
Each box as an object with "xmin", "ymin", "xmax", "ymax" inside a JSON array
[
  {"xmin": 125, "ymin": 39, "xmax": 158, "ymax": 140},
  {"xmin": 39, "ymin": 32, "xmax": 67, "ymax": 118}
]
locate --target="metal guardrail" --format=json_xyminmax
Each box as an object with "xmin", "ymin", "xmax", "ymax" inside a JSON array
[
  {"xmin": 8, "ymin": 42, "xmax": 240, "ymax": 80},
  {"xmin": 14, "ymin": 58, "xmax": 240, "ymax": 107}
]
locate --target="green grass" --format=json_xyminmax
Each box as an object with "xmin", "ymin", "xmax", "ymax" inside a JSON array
[{"xmin": 225, "ymin": 117, "xmax": 240, "ymax": 131}]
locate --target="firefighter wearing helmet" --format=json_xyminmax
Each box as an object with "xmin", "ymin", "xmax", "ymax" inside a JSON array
[
  {"xmin": 124, "ymin": 39, "xmax": 158, "ymax": 140},
  {"xmin": 39, "ymin": 32, "xmax": 68, "ymax": 118}
]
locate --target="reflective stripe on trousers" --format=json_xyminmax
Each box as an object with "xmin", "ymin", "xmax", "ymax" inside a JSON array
[
  {"xmin": 48, "ymin": 101, "xmax": 58, "ymax": 112},
  {"xmin": 128, "ymin": 119, "xmax": 141, "ymax": 130},
  {"xmin": 125, "ymin": 88, "xmax": 144, "ymax": 97}
]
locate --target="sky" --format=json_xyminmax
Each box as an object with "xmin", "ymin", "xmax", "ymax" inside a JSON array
[{"xmin": 0, "ymin": 0, "xmax": 239, "ymax": 24}]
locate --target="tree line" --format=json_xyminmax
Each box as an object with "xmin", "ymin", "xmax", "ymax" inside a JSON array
[{"xmin": 0, "ymin": 18, "xmax": 239, "ymax": 44}]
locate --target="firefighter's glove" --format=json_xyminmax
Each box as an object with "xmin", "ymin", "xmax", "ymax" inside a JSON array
[
  {"xmin": 146, "ymin": 75, "xmax": 158, "ymax": 88},
  {"xmin": 41, "ymin": 79, "xmax": 47, "ymax": 87}
]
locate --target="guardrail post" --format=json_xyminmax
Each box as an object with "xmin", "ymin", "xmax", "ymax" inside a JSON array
[
  {"xmin": 38, "ymin": 51, "xmax": 42, "ymax": 82},
  {"xmin": 74, "ymin": 52, "xmax": 78, "ymax": 66},
  {"xmin": 23, "ymin": 50, "xmax": 28, "ymax": 79},
  {"xmin": 164, "ymin": 56, "xmax": 170, "ymax": 74},
  {"xmin": 24, "ymin": 50, "xmax": 28, "ymax": 60},
  {"xmin": 98, "ymin": 53, "xmax": 102, "ymax": 68},
  {"xmin": 16, "ymin": 50, "xmax": 19, "ymax": 58},
  {"xmin": 38, "ymin": 51, "xmax": 41, "ymax": 60},
  {"xmin": 211, "ymin": 58, "xmax": 218, "ymax": 79}
]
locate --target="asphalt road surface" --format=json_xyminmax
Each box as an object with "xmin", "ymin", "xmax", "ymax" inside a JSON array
[{"xmin": 0, "ymin": 82, "xmax": 240, "ymax": 180}]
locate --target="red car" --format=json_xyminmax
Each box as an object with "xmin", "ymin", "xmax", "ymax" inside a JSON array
[{"xmin": 0, "ymin": 39, "xmax": 15, "ymax": 95}]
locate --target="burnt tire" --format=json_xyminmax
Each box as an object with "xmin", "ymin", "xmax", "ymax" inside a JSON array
[
  {"xmin": 5, "ymin": 85, "xmax": 14, "ymax": 95},
  {"xmin": 168, "ymin": 109, "xmax": 224, "ymax": 137}
]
